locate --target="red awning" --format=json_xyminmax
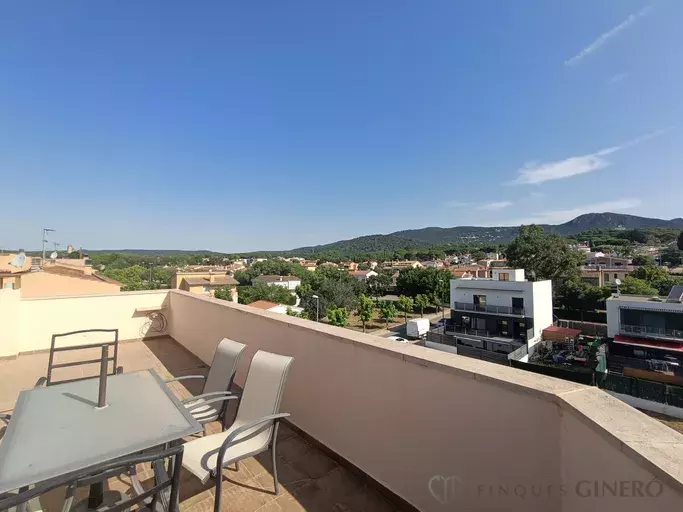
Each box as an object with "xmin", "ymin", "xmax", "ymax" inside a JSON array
[
  {"xmin": 613, "ymin": 335, "xmax": 683, "ymax": 353},
  {"xmin": 543, "ymin": 326, "xmax": 581, "ymax": 337}
]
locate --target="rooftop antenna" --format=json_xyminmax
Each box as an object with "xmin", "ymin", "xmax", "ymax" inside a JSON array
[{"xmin": 41, "ymin": 228, "xmax": 56, "ymax": 266}]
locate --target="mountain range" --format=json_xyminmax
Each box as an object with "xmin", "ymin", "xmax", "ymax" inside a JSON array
[{"xmin": 287, "ymin": 213, "xmax": 683, "ymax": 255}]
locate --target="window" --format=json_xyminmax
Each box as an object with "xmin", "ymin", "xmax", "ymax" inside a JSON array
[
  {"xmin": 498, "ymin": 272, "xmax": 510, "ymax": 281},
  {"xmin": 604, "ymin": 273, "xmax": 610, "ymax": 281},
  {"xmin": 473, "ymin": 295, "xmax": 486, "ymax": 310},
  {"xmin": 614, "ymin": 273, "xmax": 618, "ymax": 279},
  {"xmin": 512, "ymin": 297, "xmax": 524, "ymax": 313}
]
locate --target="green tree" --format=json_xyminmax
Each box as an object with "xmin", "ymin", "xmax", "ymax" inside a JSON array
[
  {"xmin": 660, "ymin": 247, "xmax": 683, "ymax": 267},
  {"xmin": 213, "ymin": 286, "xmax": 235, "ymax": 302},
  {"xmin": 556, "ymin": 280, "xmax": 611, "ymax": 311},
  {"xmin": 366, "ymin": 273, "xmax": 392, "ymax": 299},
  {"xmin": 233, "ymin": 270, "xmax": 251, "ymax": 285},
  {"xmin": 631, "ymin": 265, "xmax": 677, "ymax": 295},
  {"xmin": 506, "ymin": 225, "xmax": 583, "ymax": 281},
  {"xmin": 414, "ymin": 294, "xmax": 430, "ymax": 317},
  {"xmin": 631, "ymin": 255, "xmax": 655, "ymax": 267},
  {"xmin": 620, "ymin": 276, "xmax": 658, "ymax": 296},
  {"xmin": 356, "ymin": 294, "xmax": 374, "ymax": 333},
  {"xmin": 395, "ymin": 267, "xmax": 451, "ymax": 298},
  {"xmin": 397, "ymin": 295, "xmax": 414, "ymax": 325},
  {"xmin": 236, "ymin": 282, "xmax": 296, "ymax": 305},
  {"xmin": 102, "ymin": 265, "xmax": 147, "ymax": 291},
  {"xmin": 378, "ymin": 301, "xmax": 397, "ymax": 327},
  {"xmin": 327, "ymin": 307, "xmax": 350, "ymax": 327},
  {"xmin": 678, "ymin": 231, "xmax": 683, "ymax": 251}
]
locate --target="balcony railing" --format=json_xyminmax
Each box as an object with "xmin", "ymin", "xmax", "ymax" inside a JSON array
[
  {"xmin": 452, "ymin": 301, "xmax": 526, "ymax": 316},
  {"xmin": 620, "ymin": 324, "xmax": 683, "ymax": 342},
  {"xmin": 444, "ymin": 323, "xmax": 528, "ymax": 342}
]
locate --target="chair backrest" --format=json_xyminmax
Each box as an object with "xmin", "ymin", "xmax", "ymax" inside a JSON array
[
  {"xmin": 234, "ymin": 350, "xmax": 294, "ymax": 446},
  {"xmin": 45, "ymin": 329, "xmax": 119, "ymax": 386},
  {"xmin": 203, "ymin": 338, "xmax": 247, "ymax": 395}
]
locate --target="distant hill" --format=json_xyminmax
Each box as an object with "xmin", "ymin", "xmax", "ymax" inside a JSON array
[
  {"xmin": 288, "ymin": 213, "xmax": 683, "ymax": 254},
  {"xmin": 552, "ymin": 213, "xmax": 683, "ymax": 234}
]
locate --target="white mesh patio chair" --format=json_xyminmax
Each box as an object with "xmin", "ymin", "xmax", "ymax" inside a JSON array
[
  {"xmin": 180, "ymin": 350, "xmax": 294, "ymax": 512},
  {"xmin": 165, "ymin": 338, "xmax": 246, "ymax": 427}
]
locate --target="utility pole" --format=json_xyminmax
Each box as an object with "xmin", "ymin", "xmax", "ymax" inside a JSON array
[{"xmin": 42, "ymin": 228, "xmax": 55, "ymax": 266}]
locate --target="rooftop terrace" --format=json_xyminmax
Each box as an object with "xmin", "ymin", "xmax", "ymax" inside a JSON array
[{"xmin": 1, "ymin": 288, "xmax": 683, "ymax": 511}]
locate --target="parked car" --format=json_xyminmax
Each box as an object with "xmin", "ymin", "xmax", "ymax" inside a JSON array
[{"xmin": 387, "ymin": 335, "xmax": 409, "ymax": 343}]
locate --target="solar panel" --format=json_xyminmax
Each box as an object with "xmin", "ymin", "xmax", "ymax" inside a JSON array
[{"xmin": 666, "ymin": 285, "xmax": 683, "ymax": 303}]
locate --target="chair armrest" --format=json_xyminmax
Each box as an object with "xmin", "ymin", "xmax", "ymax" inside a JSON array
[
  {"xmin": 181, "ymin": 391, "xmax": 236, "ymax": 405},
  {"xmin": 165, "ymin": 375, "xmax": 207, "ymax": 384},
  {"xmin": 215, "ymin": 413, "xmax": 290, "ymax": 473},
  {"xmin": 184, "ymin": 394, "xmax": 239, "ymax": 412},
  {"xmin": 0, "ymin": 413, "xmax": 10, "ymax": 422},
  {"xmin": 35, "ymin": 377, "xmax": 47, "ymax": 387}
]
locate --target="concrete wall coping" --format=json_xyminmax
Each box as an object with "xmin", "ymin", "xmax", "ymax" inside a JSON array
[
  {"xmin": 170, "ymin": 289, "xmax": 683, "ymax": 495},
  {"xmin": 20, "ymin": 289, "xmax": 170, "ymax": 302}
]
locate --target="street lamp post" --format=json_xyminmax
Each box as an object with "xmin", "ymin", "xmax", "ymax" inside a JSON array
[{"xmin": 312, "ymin": 295, "xmax": 320, "ymax": 322}]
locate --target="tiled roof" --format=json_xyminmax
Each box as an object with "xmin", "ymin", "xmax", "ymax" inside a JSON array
[
  {"xmin": 183, "ymin": 275, "xmax": 238, "ymax": 286},
  {"xmin": 248, "ymin": 300, "xmax": 279, "ymax": 310}
]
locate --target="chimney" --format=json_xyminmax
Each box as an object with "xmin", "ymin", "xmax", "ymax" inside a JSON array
[{"xmin": 209, "ymin": 271, "xmax": 215, "ymax": 284}]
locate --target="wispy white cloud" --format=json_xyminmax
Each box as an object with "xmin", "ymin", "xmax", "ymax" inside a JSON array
[
  {"xmin": 501, "ymin": 199, "xmax": 642, "ymax": 226},
  {"xmin": 609, "ymin": 72, "xmax": 631, "ymax": 84},
  {"xmin": 565, "ymin": 6, "xmax": 652, "ymax": 66},
  {"xmin": 509, "ymin": 129, "xmax": 666, "ymax": 185},
  {"xmin": 477, "ymin": 201, "xmax": 513, "ymax": 211}
]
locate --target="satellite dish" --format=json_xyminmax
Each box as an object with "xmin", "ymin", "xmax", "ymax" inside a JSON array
[
  {"xmin": 9, "ymin": 252, "xmax": 26, "ymax": 267},
  {"xmin": 50, "ymin": 251, "xmax": 58, "ymax": 260},
  {"xmin": 614, "ymin": 278, "xmax": 622, "ymax": 286}
]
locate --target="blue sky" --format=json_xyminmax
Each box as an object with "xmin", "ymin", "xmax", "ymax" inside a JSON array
[{"xmin": 1, "ymin": 1, "xmax": 681, "ymax": 252}]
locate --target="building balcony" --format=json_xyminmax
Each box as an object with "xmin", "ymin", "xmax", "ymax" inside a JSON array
[
  {"xmin": 452, "ymin": 301, "xmax": 526, "ymax": 317},
  {"xmin": 444, "ymin": 324, "xmax": 527, "ymax": 344},
  {"xmin": 620, "ymin": 323, "xmax": 683, "ymax": 342},
  {"xmin": 1, "ymin": 288, "xmax": 683, "ymax": 511}
]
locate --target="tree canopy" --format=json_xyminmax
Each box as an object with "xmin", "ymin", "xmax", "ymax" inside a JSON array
[
  {"xmin": 619, "ymin": 277, "xmax": 658, "ymax": 296},
  {"xmin": 235, "ymin": 282, "xmax": 296, "ymax": 305},
  {"xmin": 395, "ymin": 267, "xmax": 451, "ymax": 298},
  {"xmin": 556, "ymin": 280, "xmax": 611, "ymax": 311},
  {"xmin": 356, "ymin": 294, "xmax": 374, "ymax": 332},
  {"xmin": 506, "ymin": 225, "xmax": 583, "ymax": 281}
]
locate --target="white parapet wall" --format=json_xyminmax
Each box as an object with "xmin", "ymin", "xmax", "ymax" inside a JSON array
[{"xmin": 0, "ymin": 288, "xmax": 170, "ymax": 358}]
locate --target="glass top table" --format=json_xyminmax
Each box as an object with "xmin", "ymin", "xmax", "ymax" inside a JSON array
[{"xmin": 0, "ymin": 369, "xmax": 202, "ymax": 495}]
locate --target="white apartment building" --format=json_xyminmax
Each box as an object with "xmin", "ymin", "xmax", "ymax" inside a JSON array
[
  {"xmin": 445, "ymin": 268, "xmax": 553, "ymax": 353},
  {"xmin": 607, "ymin": 287, "xmax": 683, "ymax": 348}
]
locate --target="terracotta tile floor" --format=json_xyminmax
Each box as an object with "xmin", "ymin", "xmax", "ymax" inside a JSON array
[{"xmin": 0, "ymin": 338, "xmax": 401, "ymax": 511}]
